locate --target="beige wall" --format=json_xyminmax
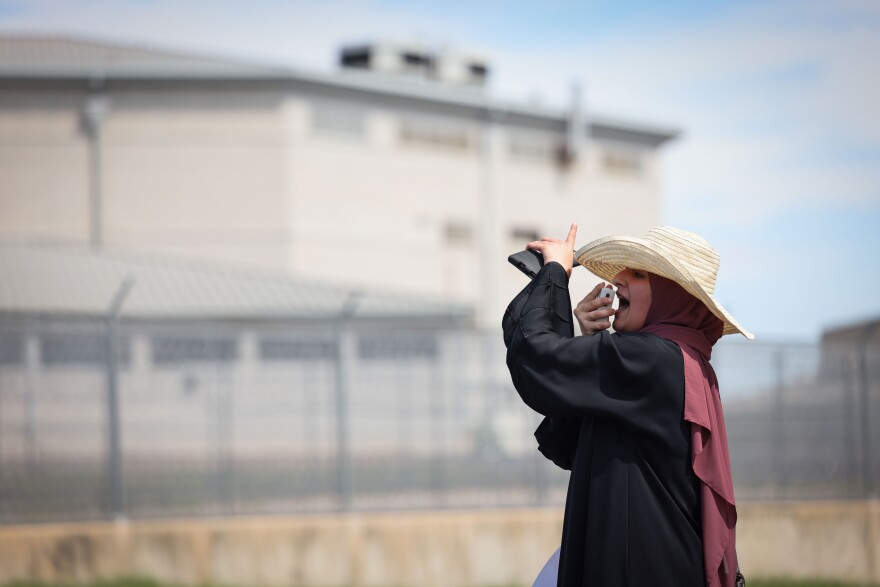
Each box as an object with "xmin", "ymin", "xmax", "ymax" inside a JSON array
[
  {"xmin": 102, "ymin": 89, "xmax": 289, "ymax": 271},
  {"xmin": 0, "ymin": 87, "xmax": 290, "ymax": 271},
  {"xmin": 0, "ymin": 90, "xmax": 90, "ymax": 243},
  {"xmin": 1, "ymin": 502, "xmax": 878, "ymax": 586}
]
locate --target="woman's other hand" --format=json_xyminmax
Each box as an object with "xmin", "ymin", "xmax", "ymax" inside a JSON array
[
  {"xmin": 527, "ymin": 222, "xmax": 577, "ymax": 277},
  {"xmin": 574, "ymin": 282, "xmax": 615, "ymax": 336}
]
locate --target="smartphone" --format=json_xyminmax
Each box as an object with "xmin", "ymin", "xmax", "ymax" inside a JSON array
[
  {"xmin": 508, "ymin": 249, "xmax": 579, "ymax": 279},
  {"xmin": 597, "ymin": 287, "xmax": 616, "ymax": 323},
  {"xmin": 507, "ymin": 249, "xmax": 545, "ymax": 279}
]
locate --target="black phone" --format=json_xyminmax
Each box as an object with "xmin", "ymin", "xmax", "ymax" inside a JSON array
[
  {"xmin": 507, "ymin": 249, "xmax": 545, "ymax": 279},
  {"xmin": 508, "ymin": 249, "xmax": 580, "ymax": 279}
]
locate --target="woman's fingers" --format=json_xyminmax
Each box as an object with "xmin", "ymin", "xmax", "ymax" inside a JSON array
[
  {"xmin": 575, "ymin": 313, "xmax": 613, "ymax": 336},
  {"xmin": 525, "ymin": 223, "xmax": 577, "ymax": 277},
  {"xmin": 582, "ymin": 283, "xmax": 605, "ymax": 303},
  {"xmin": 576, "ymin": 283, "xmax": 612, "ymax": 308},
  {"xmin": 528, "ymin": 239, "xmax": 560, "ymax": 248},
  {"xmin": 576, "ymin": 309, "xmax": 614, "ymax": 334},
  {"xmin": 575, "ymin": 282, "xmax": 615, "ymax": 336},
  {"xmin": 586, "ymin": 319, "xmax": 612, "ymax": 331},
  {"xmin": 578, "ymin": 306, "xmax": 615, "ymax": 323},
  {"xmin": 565, "ymin": 222, "xmax": 577, "ymax": 247}
]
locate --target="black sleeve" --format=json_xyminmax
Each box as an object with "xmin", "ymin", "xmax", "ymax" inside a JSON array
[
  {"xmin": 504, "ymin": 262, "xmax": 583, "ymax": 468},
  {"xmin": 534, "ymin": 415, "xmax": 581, "ymax": 470},
  {"xmin": 502, "ymin": 262, "xmax": 683, "ymax": 434}
]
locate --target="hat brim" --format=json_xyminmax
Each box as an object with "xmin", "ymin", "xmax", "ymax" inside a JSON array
[{"xmin": 575, "ymin": 235, "xmax": 754, "ymax": 339}]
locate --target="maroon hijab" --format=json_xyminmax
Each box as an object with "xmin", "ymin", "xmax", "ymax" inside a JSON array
[{"xmin": 640, "ymin": 274, "xmax": 738, "ymax": 587}]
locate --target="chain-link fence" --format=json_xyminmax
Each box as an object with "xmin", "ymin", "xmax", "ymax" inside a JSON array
[{"xmin": 0, "ymin": 316, "xmax": 877, "ymax": 524}]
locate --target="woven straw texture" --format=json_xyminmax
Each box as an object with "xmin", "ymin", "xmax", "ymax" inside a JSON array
[{"xmin": 575, "ymin": 226, "xmax": 753, "ymax": 339}]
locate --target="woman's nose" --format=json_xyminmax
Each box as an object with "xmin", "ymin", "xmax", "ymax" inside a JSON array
[{"xmin": 612, "ymin": 272, "xmax": 625, "ymax": 287}]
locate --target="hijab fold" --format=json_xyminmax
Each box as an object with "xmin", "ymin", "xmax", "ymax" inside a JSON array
[{"xmin": 640, "ymin": 274, "xmax": 738, "ymax": 587}]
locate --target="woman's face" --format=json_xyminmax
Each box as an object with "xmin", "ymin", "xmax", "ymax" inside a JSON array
[{"xmin": 611, "ymin": 268, "xmax": 652, "ymax": 332}]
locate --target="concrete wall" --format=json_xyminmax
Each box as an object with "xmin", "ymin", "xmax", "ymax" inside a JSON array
[
  {"xmin": 737, "ymin": 500, "xmax": 880, "ymax": 583},
  {"xmin": 1, "ymin": 502, "xmax": 878, "ymax": 586}
]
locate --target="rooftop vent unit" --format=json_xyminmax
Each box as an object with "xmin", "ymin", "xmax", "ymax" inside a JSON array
[{"xmin": 340, "ymin": 42, "xmax": 489, "ymax": 87}]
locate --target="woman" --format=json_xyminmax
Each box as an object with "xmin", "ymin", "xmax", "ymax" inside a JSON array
[{"xmin": 502, "ymin": 223, "xmax": 751, "ymax": 587}]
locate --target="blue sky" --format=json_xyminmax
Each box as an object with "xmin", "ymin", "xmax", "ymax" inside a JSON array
[{"xmin": 2, "ymin": 0, "xmax": 879, "ymax": 341}]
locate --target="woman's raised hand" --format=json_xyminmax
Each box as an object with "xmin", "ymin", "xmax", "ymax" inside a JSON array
[
  {"xmin": 574, "ymin": 282, "xmax": 615, "ymax": 336},
  {"xmin": 527, "ymin": 222, "xmax": 578, "ymax": 277}
]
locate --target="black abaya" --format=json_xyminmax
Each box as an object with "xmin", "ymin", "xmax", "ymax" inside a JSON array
[{"xmin": 502, "ymin": 262, "xmax": 705, "ymax": 587}]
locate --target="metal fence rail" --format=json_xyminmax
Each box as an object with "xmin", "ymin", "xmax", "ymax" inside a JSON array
[{"xmin": 0, "ymin": 317, "xmax": 877, "ymax": 524}]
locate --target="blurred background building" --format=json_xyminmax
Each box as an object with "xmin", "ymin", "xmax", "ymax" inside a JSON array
[{"xmin": 0, "ymin": 34, "xmax": 676, "ymax": 327}]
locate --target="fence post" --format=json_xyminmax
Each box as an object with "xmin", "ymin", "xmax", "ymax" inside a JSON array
[
  {"xmin": 431, "ymin": 333, "xmax": 448, "ymax": 508},
  {"xmin": 772, "ymin": 348, "xmax": 785, "ymax": 498},
  {"xmin": 859, "ymin": 326, "xmax": 877, "ymax": 498},
  {"xmin": 218, "ymin": 371, "xmax": 236, "ymax": 514},
  {"xmin": 226, "ymin": 331, "xmax": 256, "ymax": 514},
  {"xmin": 104, "ymin": 275, "xmax": 134, "ymax": 520},
  {"xmin": 334, "ymin": 292, "xmax": 360, "ymax": 512},
  {"xmin": 842, "ymin": 355, "xmax": 857, "ymax": 497},
  {"xmin": 23, "ymin": 332, "xmax": 39, "ymax": 472}
]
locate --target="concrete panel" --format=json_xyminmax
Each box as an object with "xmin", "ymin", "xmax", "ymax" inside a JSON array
[{"xmin": 2, "ymin": 503, "xmax": 879, "ymax": 585}]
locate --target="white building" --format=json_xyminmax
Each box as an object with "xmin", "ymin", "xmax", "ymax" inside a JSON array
[{"xmin": 0, "ymin": 35, "xmax": 678, "ymax": 327}]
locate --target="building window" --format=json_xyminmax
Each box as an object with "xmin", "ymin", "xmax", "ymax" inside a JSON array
[
  {"xmin": 40, "ymin": 333, "xmax": 130, "ymax": 366},
  {"xmin": 311, "ymin": 101, "xmax": 366, "ymax": 138},
  {"xmin": 602, "ymin": 148, "xmax": 643, "ymax": 176},
  {"xmin": 152, "ymin": 337, "xmax": 237, "ymax": 365},
  {"xmin": 0, "ymin": 336, "xmax": 23, "ymax": 365},
  {"xmin": 444, "ymin": 221, "xmax": 474, "ymax": 247},
  {"xmin": 400, "ymin": 116, "xmax": 471, "ymax": 152},
  {"xmin": 259, "ymin": 338, "xmax": 338, "ymax": 361},
  {"xmin": 508, "ymin": 131, "xmax": 561, "ymax": 162},
  {"xmin": 402, "ymin": 51, "xmax": 433, "ymax": 68},
  {"xmin": 358, "ymin": 333, "xmax": 437, "ymax": 360},
  {"xmin": 340, "ymin": 47, "xmax": 371, "ymax": 69},
  {"xmin": 510, "ymin": 227, "xmax": 540, "ymax": 244},
  {"xmin": 469, "ymin": 63, "xmax": 489, "ymax": 82}
]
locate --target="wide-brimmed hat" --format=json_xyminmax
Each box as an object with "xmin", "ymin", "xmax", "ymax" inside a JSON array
[{"xmin": 575, "ymin": 226, "xmax": 754, "ymax": 339}]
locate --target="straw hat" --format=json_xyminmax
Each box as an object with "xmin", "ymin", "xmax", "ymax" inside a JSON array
[{"xmin": 575, "ymin": 226, "xmax": 754, "ymax": 339}]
